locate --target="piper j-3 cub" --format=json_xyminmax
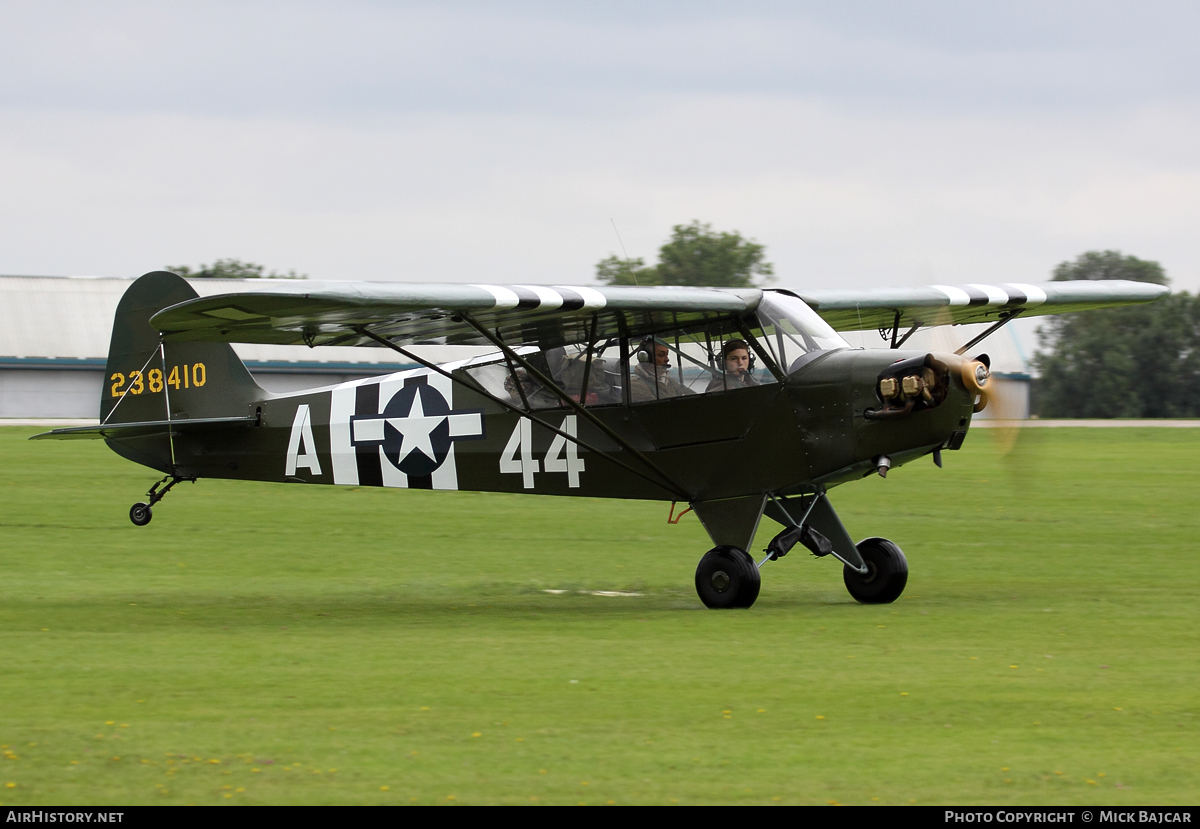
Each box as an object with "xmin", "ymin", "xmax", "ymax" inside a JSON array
[{"xmin": 34, "ymin": 272, "xmax": 1166, "ymax": 608}]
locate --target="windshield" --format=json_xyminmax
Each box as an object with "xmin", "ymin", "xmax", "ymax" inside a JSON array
[{"xmin": 755, "ymin": 291, "xmax": 850, "ymax": 372}]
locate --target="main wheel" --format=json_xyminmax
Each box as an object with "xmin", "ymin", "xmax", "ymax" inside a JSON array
[
  {"xmin": 695, "ymin": 546, "xmax": 761, "ymax": 609},
  {"xmin": 843, "ymin": 537, "xmax": 907, "ymax": 604},
  {"xmin": 129, "ymin": 502, "xmax": 152, "ymax": 526}
]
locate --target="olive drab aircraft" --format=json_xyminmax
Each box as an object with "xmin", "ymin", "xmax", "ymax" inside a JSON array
[{"xmin": 33, "ymin": 271, "xmax": 1167, "ymax": 608}]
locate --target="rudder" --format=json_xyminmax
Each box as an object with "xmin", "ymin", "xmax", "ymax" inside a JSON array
[{"xmin": 101, "ymin": 271, "xmax": 264, "ymax": 472}]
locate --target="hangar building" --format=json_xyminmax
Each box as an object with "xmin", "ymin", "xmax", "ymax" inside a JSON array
[{"xmin": 0, "ymin": 274, "xmax": 417, "ymax": 418}]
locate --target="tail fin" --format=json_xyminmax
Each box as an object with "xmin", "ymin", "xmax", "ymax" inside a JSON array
[
  {"xmin": 103, "ymin": 271, "xmax": 264, "ymax": 424},
  {"xmin": 103, "ymin": 271, "xmax": 263, "ymax": 424},
  {"xmin": 99, "ymin": 271, "xmax": 264, "ymax": 470}
]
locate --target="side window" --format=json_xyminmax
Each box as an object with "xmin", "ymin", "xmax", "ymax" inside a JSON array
[
  {"xmin": 548, "ymin": 347, "xmax": 622, "ymax": 406},
  {"xmin": 470, "ymin": 360, "xmax": 563, "ymax": 411},
  {"xmin": 462, "ymin": 344, "xmax": 624, "ymax": 411}
]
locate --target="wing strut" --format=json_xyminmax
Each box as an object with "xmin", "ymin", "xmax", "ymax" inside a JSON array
[
  {"xmin": 881, "ymin": 310, "xmax": 923, "ymax": 349},
  {"xmin": 882, "ymin": 311, "xmax": 900, "ymax": 347},
  {"xmin": 577, "ymin": 313, "xmax": 599, "ymax": 405},
  {"xmin": 954, "ymin": 309, "xmax": 1024, "ymax": 355},
  {"xmin": 458, "ymin": 314, "xmax": 693, "ymax": 500},
  {"xmin": 894, "ymin": 322, "xmax": 921, "ymax": 349},
  {"xmin": 499, "ymin": 347, "xmax": 532, "ymax": 412},
  {"xmin": 353, "ymin": 325, "xmax": 691, "ymax": 500}
]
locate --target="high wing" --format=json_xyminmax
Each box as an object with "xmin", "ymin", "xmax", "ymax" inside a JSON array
[
  {"xmin": 795, "ymin": 280, "xmax": 1168, "ymax": 332},
  {"xmin": 148, "ymin": 278, "xmax": 1167, "ymax": 350},
  {"xmin": 151, "ymin": 282, "xmax": 761, "ymax": 349}
]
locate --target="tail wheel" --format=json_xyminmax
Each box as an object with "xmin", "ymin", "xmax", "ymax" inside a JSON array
[
  {"xmin": 843, "ymin": 537, "xmax": 907, "ymax": 604},
  {"xmin": 695, "ymin": 546, "xmax": 761, "ymax": 609}
]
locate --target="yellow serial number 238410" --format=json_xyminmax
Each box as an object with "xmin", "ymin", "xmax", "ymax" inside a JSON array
[{"xmin": 110, "ymin": 363, "xmax": 207, "ymax": 397}]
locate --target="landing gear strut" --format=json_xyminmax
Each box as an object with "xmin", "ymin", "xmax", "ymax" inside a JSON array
[
  {"xmin": 129, "ymin": 474, "xmax": 195, "ymax": 526},
  {"xmin": 689, "ymin": 492, "xmax": 908, "ymax": 609},
  {"xmin": 695, "ymin": 546, "xmax": 761, "ymax": 609}
]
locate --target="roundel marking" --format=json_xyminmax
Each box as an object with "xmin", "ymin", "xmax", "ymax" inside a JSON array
[{"xmin": 381, "ymin": 384, "xmax": 453, "ymax": 477}]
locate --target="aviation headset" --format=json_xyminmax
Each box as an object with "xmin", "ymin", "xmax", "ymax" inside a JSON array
[{"xmin": 636, "ymin": 336, "xmax": 662, "ymax": 364}]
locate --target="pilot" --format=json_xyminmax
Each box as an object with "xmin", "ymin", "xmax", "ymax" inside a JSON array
[
  {"xmin": 706, "ymin": 339, "xmax": 760, "ymax": 392},
  {"xmin": 629, "ymin": 336, "xmax": 694, "ymax": 402}
]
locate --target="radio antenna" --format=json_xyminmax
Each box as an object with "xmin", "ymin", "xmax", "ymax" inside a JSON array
[{"xmin": 610, "ymin": 218, "xmax": 639, "ymax": 287}]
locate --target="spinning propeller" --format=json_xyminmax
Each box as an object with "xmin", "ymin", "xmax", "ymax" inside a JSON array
[{"xmin": 932, "ymin": 321, "xmax": 1028, "ymax": 457}]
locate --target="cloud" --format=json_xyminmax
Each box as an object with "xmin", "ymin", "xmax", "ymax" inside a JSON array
[
  {"xmin": 1, "ymin": 1, "xmax": 1198, "ymax": 119},
  {"xmin": 0, "ymin": 2, "xmax": 1197, "ymax": 291},
  {"xmin": 2, "ymin": 95, "xmax": 1198, "ymax": 290}
]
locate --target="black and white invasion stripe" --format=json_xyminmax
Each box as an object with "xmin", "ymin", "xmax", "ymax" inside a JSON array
[
  {"xmin": 469, "ymin": 284, "xmax": 608, "ymax": 312},
  {"xmin": 930, "ymin": 283, "xmax": 1048, "ymax": 309}
]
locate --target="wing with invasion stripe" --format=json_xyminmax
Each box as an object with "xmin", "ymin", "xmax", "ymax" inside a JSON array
[
  {"xmin": 148, "ymin": 279, "xmax": 1167, "ymax": 350},
  {"xmin": 792, "ymin": 280, "xmax": 1168, "ymax": 332},
  {"xmin": 151, "ymin": 282, "xmax": 762, "ymax": 349}
]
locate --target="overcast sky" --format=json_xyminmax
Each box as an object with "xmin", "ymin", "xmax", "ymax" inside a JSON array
[{"xmin": 2, "ymin": 0, "xmax": 1198, "ymax": 293}]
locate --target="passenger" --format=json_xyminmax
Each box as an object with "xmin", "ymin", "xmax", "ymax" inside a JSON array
[
  {"xmin": 629, "ymin": 337, "xmax": 694, "ymax": 402},
  {"xmin": 559, "ymin": 353, "xmax": 620, "ymax": 406},
  {"xmin": 706, "ymin": 339, "xmax": 760, "ymax": 393},
  {"xmin": 504, "ymin": 368, "xmax": 562, "ymax": 409}
]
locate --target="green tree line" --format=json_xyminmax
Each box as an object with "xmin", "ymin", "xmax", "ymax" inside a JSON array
[
  {"xmin": 168, "ymin": 258, "xmax": 306, "ymax": 280},
  {"xmin": 1034, "ymin": 251, "xmax": 1200, "ymax": 418}
]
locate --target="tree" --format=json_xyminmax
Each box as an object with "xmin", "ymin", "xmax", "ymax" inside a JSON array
[
  {"xmin": 595, "ymin": 221, "xmax": 773, "ymax": 288},
  {"xmin": 167, "ymin": 258, "xmax": 307, "ymax": 279},
  {"xmin": 595, "ymin": 254, "xmax": 659, "ymax": 286},
  {"xmin": 1033, "ymin": 251, "xmax": 1200, "ymax": 417}
]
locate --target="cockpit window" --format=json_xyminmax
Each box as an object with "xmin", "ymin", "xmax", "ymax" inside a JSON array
[
  {"xmin": 755, "ymin": 291, "xmax": 850, "ymax": 372},
  {"xmin": 463, "ymin": 344, "xmax": 622, "ymax": 411},
  {"xmin": 626, "ymin": 320, "xmax": 779, "ymax": 403},
  {"xmin": 458, "ymin": 301, "xmax": 835, "ymax": 411}
]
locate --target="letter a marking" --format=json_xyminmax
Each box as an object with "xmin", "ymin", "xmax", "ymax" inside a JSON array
[{"xmin": 286, "ymin": 404, "xmax": 323, "ymax": 476}]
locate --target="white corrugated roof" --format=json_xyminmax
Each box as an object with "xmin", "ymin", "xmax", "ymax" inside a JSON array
[
  {"xmin": 0, "ymin": 276, "xmax": 127, "ymax": 360},
  {"xmin": 0, "ymin": 275, "xmax": 485, "ymax": 365}
]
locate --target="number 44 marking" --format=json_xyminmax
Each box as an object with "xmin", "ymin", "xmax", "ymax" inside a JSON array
[{"xmin": 500, "ymin": 415, "xmax": 585, "ymax": 489}]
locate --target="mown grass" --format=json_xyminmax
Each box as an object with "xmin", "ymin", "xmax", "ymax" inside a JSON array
[{"xmin": 1, "ymin": 426, "xmax": 1197, "ymax": 805}]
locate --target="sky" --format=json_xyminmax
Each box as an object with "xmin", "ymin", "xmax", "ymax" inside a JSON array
[{"xmin": 2, "ymin": 0, "xmax": 1198, "ymax": 294}]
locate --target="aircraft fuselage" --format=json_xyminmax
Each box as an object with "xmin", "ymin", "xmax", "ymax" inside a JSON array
[{"xmin": 108, "ymin": 347, "xmax": 975, "ymax": 503}]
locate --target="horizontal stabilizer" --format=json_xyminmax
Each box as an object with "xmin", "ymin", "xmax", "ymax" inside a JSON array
[{"xmin": 30, "ymin": 415, "xmax": 259, "ymax": 441}]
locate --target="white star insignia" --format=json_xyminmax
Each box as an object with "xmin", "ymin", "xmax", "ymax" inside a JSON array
[{"xmin": 385, "ymin": 391, "xmax": 443, "ymax": 465}]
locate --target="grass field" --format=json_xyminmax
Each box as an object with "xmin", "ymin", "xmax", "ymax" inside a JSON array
[{"xmin": 1, "ymin": 425, "xmax": 1197, "ymax": 805}]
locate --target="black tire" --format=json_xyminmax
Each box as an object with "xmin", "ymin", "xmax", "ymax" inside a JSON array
[
  {"xmin": 695, "ymin": 546, "xmax": 761, "ymax": 609},
  {"xmin": 843, "ymin": 537, "xmax": 907, "ymax": 604},
  {"xmin": 129, "ymin": 502, "xmax": 152, "ymax": 526}
]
